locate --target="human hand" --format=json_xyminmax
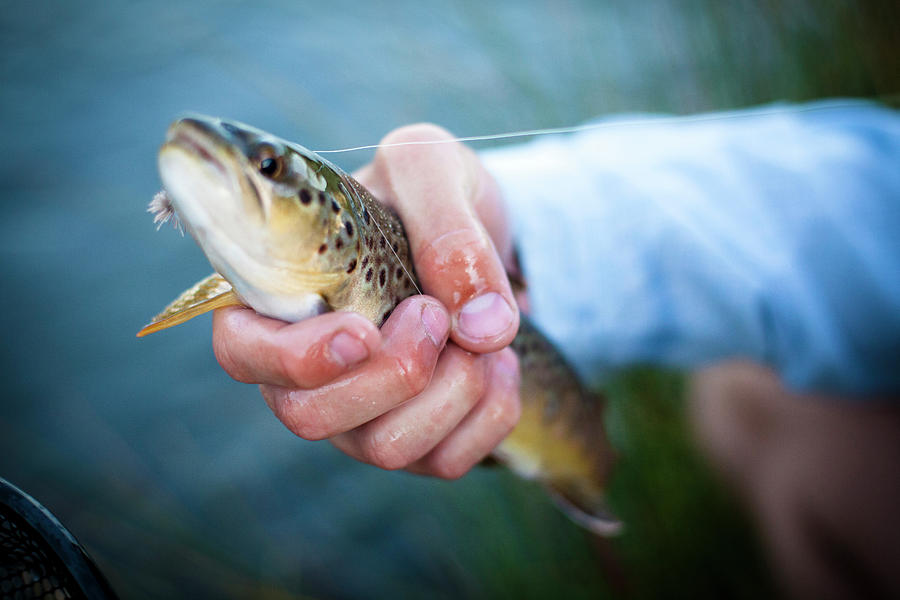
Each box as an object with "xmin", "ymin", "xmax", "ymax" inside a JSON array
[{"xmin": 212, "ymin": 124, "xmax": 522, "ymax": 478}]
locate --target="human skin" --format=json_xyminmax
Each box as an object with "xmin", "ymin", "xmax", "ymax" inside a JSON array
[
  {"xmin": 690, "ymin": 362, "xmax": 900, "ymax": 599},
  {"xmin": 211, "ymin": 124, "xmax": 523, "ymax": 479}
]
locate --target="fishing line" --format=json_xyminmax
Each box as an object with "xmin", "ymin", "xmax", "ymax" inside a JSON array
[
  {"xmin": 313, "ymin": 96, "xmax": 899, "ymax": 155},
  {"xmin": 314, "ymin": 93, "xmax": 898, "ymax": 300},
  {"xmin": 337, "ymin": 179, "xmax": 423, "ymax": 296}
]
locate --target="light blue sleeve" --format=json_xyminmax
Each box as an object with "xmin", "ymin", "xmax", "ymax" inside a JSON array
[{"xmin": 481, "ymin": 100, "xmax": 900, "ymax": 396}]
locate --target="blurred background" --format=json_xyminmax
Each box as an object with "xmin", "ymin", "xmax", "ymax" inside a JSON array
[{"xmin": 1, "ymin": 1, "xmax": 897, "ymax": 598}]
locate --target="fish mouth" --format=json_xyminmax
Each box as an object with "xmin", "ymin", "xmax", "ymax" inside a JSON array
[
  {"xmin": 163, "ymin": 118, "xmax": 233, "ymax": 183},
  {"xmin": 161, "ymin": 116, "xmax": 264, "ymax": 212}
]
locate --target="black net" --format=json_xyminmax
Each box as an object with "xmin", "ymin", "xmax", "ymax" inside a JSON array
[
  {"xmin": 0, "ymin": 479, "xmax": 116, "ymax": 600},
  {"xmin": 0, "ymin": 503, "xmax": 80, "ymax": 599}
]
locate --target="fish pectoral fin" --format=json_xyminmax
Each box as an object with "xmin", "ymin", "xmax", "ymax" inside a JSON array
[
  {"xmin": 546, "ymin": 480, "xmax": 623, "ymax": 537},
  {"xmin": 137, "ymin": 273, "xmax": 244, "ymax": 337},
  {"xmin": 136, "ymin": 290, "xmax": 243, "ymax": 336}
]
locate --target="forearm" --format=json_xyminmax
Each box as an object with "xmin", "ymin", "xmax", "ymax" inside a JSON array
[{"xmin": 483, "ymin": 101, "xmax": 900, "ymax": 394}]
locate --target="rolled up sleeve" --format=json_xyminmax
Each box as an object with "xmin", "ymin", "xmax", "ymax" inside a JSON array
[{"xmin": 482, "ymin": 100, "xmax": 900, "ymax": 395}]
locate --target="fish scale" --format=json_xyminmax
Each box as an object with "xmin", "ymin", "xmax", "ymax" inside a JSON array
[{"xmin": 139, "ymin": 115, "xmax": 621, "ymax": 535}]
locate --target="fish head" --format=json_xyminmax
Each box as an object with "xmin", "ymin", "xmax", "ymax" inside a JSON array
[{"xmin": 157, "ymin": 115, "xmax": 359, "ymax": 320}]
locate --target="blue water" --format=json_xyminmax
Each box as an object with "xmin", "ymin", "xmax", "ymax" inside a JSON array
[{"xmin": 0, "ymin": 1, "xmax": 893, "ymax": 598}]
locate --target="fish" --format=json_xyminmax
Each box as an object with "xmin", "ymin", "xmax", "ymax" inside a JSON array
[{"xmin": 139, "ymin": 116, "xmax": 621, "ymax": 535}]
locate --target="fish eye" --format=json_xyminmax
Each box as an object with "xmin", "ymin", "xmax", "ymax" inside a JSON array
[
  {"xmin": 259, "ymin": 157, "xmax": 281, "ymax": 177},
  {"xmin": 256, "ymin": 145, "xmax": 283, "ymax": 178}
]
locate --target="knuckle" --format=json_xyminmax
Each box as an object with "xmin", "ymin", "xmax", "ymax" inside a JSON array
[
  {"xmin": 270, "ymin": 391, "xmax": 336, "ymax": 441},
  {"xmin": 290, "ymin": 420, "xmax": 333, "ymax": 442},
  {"xmin": 416, "ymin": 227, "xmax": 489, "ymax": 273},
  {"xmin": 380, "ymin": 122, "xmax": 454, "ymax": 147},
  {"xmin": 361, "ymin": 433, "xmax": 410, "ymax": 471},
  {"xmin": 431, "ymin": 457, "xmax": 473, "ymax": 481},
  {"xmin": 445, "ymin": 347, "xmax": 489, "ymax": 403},
  {"xmin": 488, "ymin": 388, "xmax": 522, "ymax": 434},
  {"xmin": 212, "ymin": 333, "xmax": 252, "ymax": 383},
  {"xmin": 391, "ymin": 354, "xmax": 431, "ymax": 399},
  {"xmin": 276, "ymin": 345, "xmax": 314, "ymax": 390}
]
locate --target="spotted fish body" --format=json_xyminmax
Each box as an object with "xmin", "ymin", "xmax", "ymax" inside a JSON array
[{"xmin": 141, "ymin": 116, "xmax": 620, "ymax": 535}]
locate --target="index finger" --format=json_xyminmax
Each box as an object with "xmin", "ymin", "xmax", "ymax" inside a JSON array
[
  {"xmin": 212, "ymin": 305, "xmax": 382, "ymax": 389},
  {"xmin": 364, "ymin": 123, "xmax": 520, "ymax": 353}
]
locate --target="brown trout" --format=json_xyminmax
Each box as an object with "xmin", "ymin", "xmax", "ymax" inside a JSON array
[{"xmin": 139, "ymin": 116, "xmax": 620, "ymax": 535}]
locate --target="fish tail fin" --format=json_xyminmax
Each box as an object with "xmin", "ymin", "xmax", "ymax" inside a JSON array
[{"xmin": 546, "ymin": 479, "xmax": 623, "ymax": 536}]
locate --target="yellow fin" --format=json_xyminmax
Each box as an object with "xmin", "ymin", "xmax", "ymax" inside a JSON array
[{"xmin": 137, "ymin": 273, "xmax": 244, "ymax": 337}]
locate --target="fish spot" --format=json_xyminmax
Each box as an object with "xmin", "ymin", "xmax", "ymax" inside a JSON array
[
  {"xmin": 335, "ymin": 238, "xmax": 344, "ymax": 250},
  {"xmin": 299, "ymin": 189, "xmax": 312, "ymax": 205},
  {"xmin": 318, "ymin": 192, "xmax": 326, "ymax": 205},
  {"xmin": 379, "ymin": 268, "xmax": 386, "ymax": 287},
  {"xmin": 379, "ymin": 237, "xmax": 386, "ymax": 249},
  {"xmin": 395, "ymin": 267, "xmax": 403, "ymax": 280},
  {"xmin": 365, "ymin": 268, "xmax": 373, "ymax": 282},
  {"xmin": 318, "ymin": 244, "xmax": 327, "ymax": 254},
  {"xmin": 392, "ymin": 242, "xmax": 399, "ymax": 253},
  {"xmin": 362, "ymin": 256, "xmax": 370, "ymax": 268},
  {"xmin": 346, "ymin": 258, "xmax": 357, "ymax": 273},
  {"xmin": 344, "ymin": 220, "xmax": 354, "ymax": 237},
  {"xmin": 331, "ymin": 199, "xmax": 341, "ymax": 214},
  {"xmin": 363, "ymin": 207, "xmax": 371, "ymax": 224}
]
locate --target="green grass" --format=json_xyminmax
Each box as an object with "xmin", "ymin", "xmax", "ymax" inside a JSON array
[{"xmin": 605, "ymin": 370, "xmax": 771, "ymax": 599}]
